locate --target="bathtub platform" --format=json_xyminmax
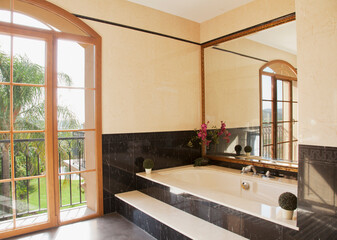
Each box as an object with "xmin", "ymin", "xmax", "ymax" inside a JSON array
[{"xmin": 116, "ymin": 191, "xmax": 247, "ymax": 240}]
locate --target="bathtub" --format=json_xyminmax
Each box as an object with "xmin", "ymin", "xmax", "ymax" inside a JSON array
[{"xmin": 137, "ymin": 165, "xmax": 298, "ymax": 230}]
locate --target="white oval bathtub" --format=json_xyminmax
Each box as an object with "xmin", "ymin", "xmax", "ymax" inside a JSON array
[{"xmin": 137, "ymin": 165, "xmax": 298, "ymax": 230}]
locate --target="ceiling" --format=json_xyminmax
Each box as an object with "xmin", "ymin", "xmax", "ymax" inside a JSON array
[
  {"xmin": 127, "ymin": 0, "xmax": 253, "ymax": 23},
  {"xmin": 246, "ymin": 21, "xmax": 297, "ymax": 55}
]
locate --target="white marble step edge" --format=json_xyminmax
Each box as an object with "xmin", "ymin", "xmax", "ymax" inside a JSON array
[{"xmin": 115, "ymin": 191, "xmax": 247, "ymax": 240}]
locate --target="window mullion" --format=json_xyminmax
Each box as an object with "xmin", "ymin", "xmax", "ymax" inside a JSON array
[
  {"xmin": 271, "ymin": 76, "xmax": 277, "ymax": 159},
  {"xmin": 289, "ymin": 81, "xmax": 293, "ymax": 161}
]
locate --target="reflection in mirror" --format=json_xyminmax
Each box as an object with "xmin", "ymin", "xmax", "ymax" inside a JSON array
[{"xmin": 204, "ymin": 20, "xmax": 298, "ymax": 164}]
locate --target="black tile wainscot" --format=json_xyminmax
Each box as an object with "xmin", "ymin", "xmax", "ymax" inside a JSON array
[
  {"xmin": 136, "ymin": 175, "xmax": 291, "ymax": 240},
  {"xmin": 294, "ymin": 144, "xmax": 337, "ymax": 240},
  {"xmin": 102, "ymin": 131, "xmax": 200, "ymax": 214}
]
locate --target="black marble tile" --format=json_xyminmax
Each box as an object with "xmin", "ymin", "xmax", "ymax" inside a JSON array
[
  {"xmin": 103, "ymin": 163, "xmax": 110, "ymax": 196},
  {"xmin": 103, "ymin": 198, "xmax": 111, "ymax": 214},
  {"xmin": 108, "ymin": 166, "xmax": 136, "ymax": 194},
  {"xmin": 297, "ymin": 144, "xmax": 337, "ymax": 239},
  {"xmin": 183, "ymin": 194, "xmax": 211, "ymax": 221},
  {"xmin": 137, "ymin": 176, "xmax": 169, "ymax": 203},
  {"xmin": 210, "ymin": 203, "xmax": 242, "ymax": 236},
  {"xmin": 116, "ymin": 198, "xmax": 191, "ymax": 240},
  {"xmin": 295, "ymin": 209, "xmax": 337, "ymax": 240},
  {"xmin": 298, "ymin": 145, "xmax": 336, "ymax": 215},
  {"xmin": 241, "ymin": 214, "xmax": 283, "ymax": 240},
  {"xmin": 282, "ymin": 227, "xmax": 299, "ymax": 240},
  {"xmin": 113, "ymin": 140, "xmax": 134, "ymax": 172},
  {"xmin": 299, "ymin": 144, "xmax": 337, "ymax": 164},
  {"xmin": 335, "ymin": 165, "xmax": 337, "ymax": 211}
]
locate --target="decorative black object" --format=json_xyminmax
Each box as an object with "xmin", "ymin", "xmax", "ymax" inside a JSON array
[
  {"xmin": 278, "ymin": 192, "xmax": 297, "ymax": 210},
  {"xmin": 143, "ymin": 158, "xmax": 154, "ymax": 169},
  {"xmin": 234, "ymin": 145, "xmax": 242, "ymax": 155},
  {"xmin": 244, "ymin": 145, "xmax": 252, "ymax": 153},
  {"xmin": 194, "ymin": 157, "xmax": 209, "ymax": 167}
]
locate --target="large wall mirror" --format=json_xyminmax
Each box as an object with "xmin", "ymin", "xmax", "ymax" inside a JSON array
[{"xmin": 202, "ymin": 14, "xmax": 298, "ymax": 171}]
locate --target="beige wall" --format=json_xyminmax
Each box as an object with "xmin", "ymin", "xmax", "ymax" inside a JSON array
[
  {"xmin": 49, "ymin": 0, "xmax": 201, "ymax": 134},
  {"xmin": 200, "ymin": 0, "xmax": 295, "ymax": 43},
  {"xmin": 49, "ymin": 0, "xmax": 200, "ymax": 43},
  {"xmin": 205, "ymin": 38, "xmax": 297, "ymax": 128},
  {"xmin": 296, "ymin": 0, "xmax": 337, "ymax": 147}
]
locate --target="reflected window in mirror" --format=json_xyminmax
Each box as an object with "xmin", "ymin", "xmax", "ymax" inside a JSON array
[{"xmin": 260, "ymin": 60, "xmax": 298, "ymax": 162}]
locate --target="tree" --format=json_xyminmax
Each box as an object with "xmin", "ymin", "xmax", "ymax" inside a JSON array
[{"xmin": 0, "ymin": 48, "xmax": 80, "ymax": 215}]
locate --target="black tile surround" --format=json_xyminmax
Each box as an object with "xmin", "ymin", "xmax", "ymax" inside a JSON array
[
  {"xmin": 102, "ymin": 131, "xmax": 200, "ymax": 213},
  {"xmin": 295, "ymin": 144, "xmax": 337, "ymax": 240},
  {"xmin": 102, "ymin": 131, "xmax": 337, "ymax": 239}
]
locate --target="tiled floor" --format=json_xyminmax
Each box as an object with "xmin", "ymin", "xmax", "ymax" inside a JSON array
[{"xmin": 7, "ymin": 213, "xmax": 155, "ymax": 240}]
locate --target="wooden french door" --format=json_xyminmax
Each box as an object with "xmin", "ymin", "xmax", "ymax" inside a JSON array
[
  {"xmin": 0, "ymin": 28, "xmax": 56, "ymax": 236},
  {"xmin": 0, "ymin": 25, "xmax": 101, "ymax": 239}
]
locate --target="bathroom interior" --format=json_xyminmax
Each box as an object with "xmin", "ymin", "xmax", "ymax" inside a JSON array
[{"xmin": 0, "ymin": 0, "xmax": 336, "ymax": 239}]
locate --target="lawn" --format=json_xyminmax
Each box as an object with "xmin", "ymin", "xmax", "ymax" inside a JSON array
[{"xmin": 17, "ymin": 177, "xmax": 86, "ymax": 214}]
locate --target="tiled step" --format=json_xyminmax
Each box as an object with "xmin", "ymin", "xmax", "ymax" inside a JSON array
[{"xmin": 115, "ymin": 191, "xmax": 247, "ymax": 240}]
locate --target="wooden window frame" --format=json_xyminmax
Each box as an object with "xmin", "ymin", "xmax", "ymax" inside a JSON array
[{"xmin": 259, "ymin": 60, "xmax": 297, "ymax": 161}]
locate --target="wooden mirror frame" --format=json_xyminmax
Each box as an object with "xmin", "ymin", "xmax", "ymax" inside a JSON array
[{"xmin": 200, "ymin": 13, "xmax": 297, "ymax": 172}]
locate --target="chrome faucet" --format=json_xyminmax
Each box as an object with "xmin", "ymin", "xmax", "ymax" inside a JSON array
[{"xmin": 241, "ymin": 165, "xmax": 258, "ymax": 175}]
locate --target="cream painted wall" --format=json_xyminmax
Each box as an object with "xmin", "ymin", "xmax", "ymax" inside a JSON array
[
  {"xmin": 49, "ymin": 0, "xmax": 200, "ymax": 43},
  {"xmin": 296, "ymin": 0, "xmax": 337, "ymax": 147},
  {"xmin": 200, "ymin": 0, "xmax": 295, "ymax": 43},
  {"xmin": 205, "ymin": 38, "xmax": 297, "ymax": 128},
  {"xmin": 49, "ymin": 0, "xmax": 201, "ymax": 134}
]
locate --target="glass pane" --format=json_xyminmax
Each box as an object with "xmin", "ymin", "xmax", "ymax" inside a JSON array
[
  {"xmin": 277, "ymin": 102, "xmax": 291, "ymax": 122},
  {"xmin": 0, "ymin": 8, "xmax": 11, "ymax": 23},
  {"xmin": 57, "ymin": 89, "xmax": 95, "ymax": 130},
  {"xmin": 262, "ymin": 75, "xmax": 272, "ymax": 100},
  {"xmin": 13, "ymin": 86, "xmax": 45, "ymax": 130},
  {"xmin": 59, "ymin": 174, "xmax": 86, "ymax": 208},
  {"xmin": 277, "ymin": 122, "xmax": 291, "ymax": 143},
  {"xmin": 262, "ymin": 145, "xmax": 273, "ymax": 159},
  {"xmin": 0, "ymin": 34, "xmax": 11, "ymax": 83},
  {"xmin": 0, "ymin": 85, "xmax": 10, "ymax": 130},
  {"xmin": 14, "ymin": 0, "xmax": 88, "ymax": 36},
  {"xmin": 293, "ymin": 102, "xmax": 298, "ymax": 121},
  {"xmin": 293, "ymin": 122, "xmax": 298, "ymax": 141},
  {"xmin": 0, "ymin": 134, "xmax": 11, "ymax": 180},
  {"xmin": 13, "ymin": 12, "xmax": 51, "ymax": 30},
  {"xmin": 15, "ymin": 179, "xmax": 48, "ymax": 227},
  {"xmin": 13, "ymin": 36, "xmax": 46, "ymax": 84},
  {"xmin": 292, "ymin": 142, "xmax": 298, "ymax": 162},
  {"xmin": 277, "ymin": 80, "xmax": 290, "ymax": 101},
  {"xmin": 262, "ymin": 123, "xmax": 273, "ymax": 146},
  {"xmin": 58, "ymin": 131, "xmax": 96, "ymax": 173},
  {"xmin": 14, "ymin": 133, "xmax": 45, "ymax": 178},
  {"xmin": 262, "ymin": 101, "xmax": 272, "ymax": 123},
  {"xmin": 0, "ymin": 182, "xmax": 13, "ymax": 232},
  {"xmin": 277, "ymin": 142, "xmax": 290, "ymax": 160},
  {"xmin": 59, "ymin": 171, "xmax": 96, "ymax": 222},
  {"xmin": 57, "ymin": 40, "xmax": 95, "ymax": 88},
  {"xmin": 293, "ymin": 81, "xmax": 298, "ymax": 101},
  {"xmin": 262, "ymin": 67, "xmax": 274, "ymax": 74}
]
